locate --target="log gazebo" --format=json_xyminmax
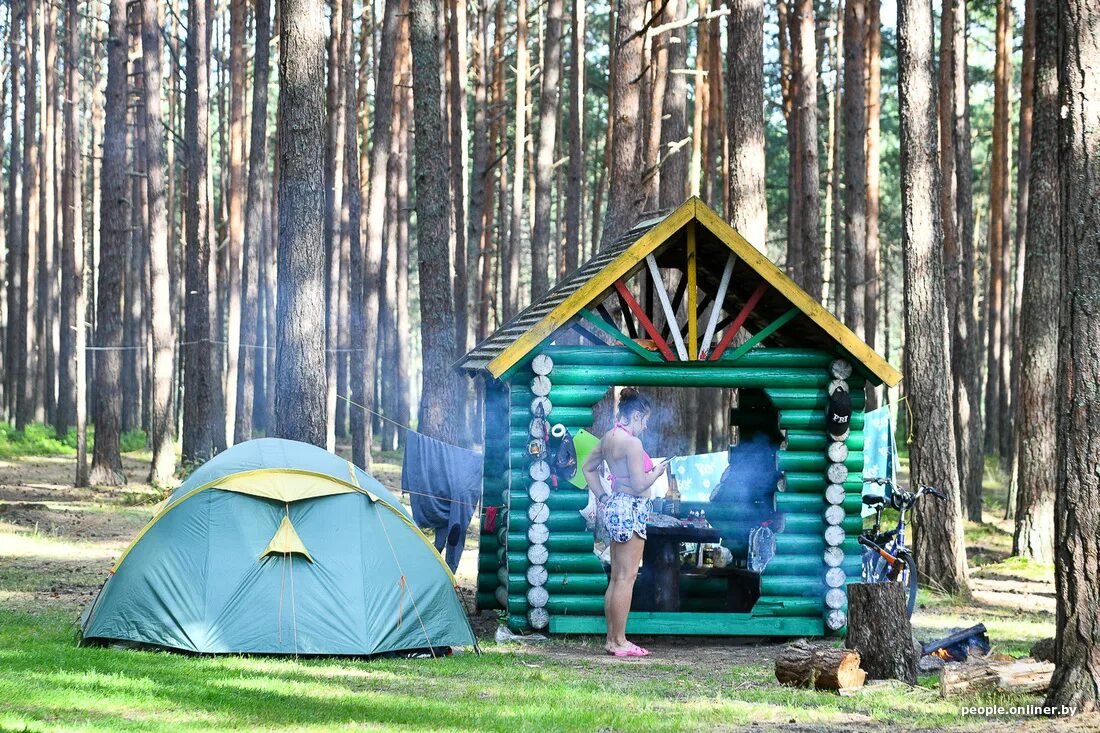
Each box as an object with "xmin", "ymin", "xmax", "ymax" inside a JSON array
[{"xmin": 458, "ymin": 198, "xmax": 902, "ymax": 637}]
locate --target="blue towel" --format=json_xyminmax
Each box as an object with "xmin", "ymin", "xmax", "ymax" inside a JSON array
[
  {"xmin": 402, "ymin": 433, "xmax": 483, "ymax": 572},
  {"xmin": 861, "ymin": 405, "xmax": 899, "ymax": 516}
]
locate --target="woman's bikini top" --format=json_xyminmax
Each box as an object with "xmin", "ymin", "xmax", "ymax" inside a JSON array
[{"xmin": 607, "ymin": 421, "xmax": 654, "ymax": 491}]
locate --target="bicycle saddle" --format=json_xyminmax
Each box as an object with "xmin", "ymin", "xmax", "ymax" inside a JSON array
[{"xmin": 862, "ymin": 495, "xmax": 886, "ymax": 507}]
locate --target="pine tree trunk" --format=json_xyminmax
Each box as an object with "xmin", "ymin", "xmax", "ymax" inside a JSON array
[
  {"xmin": 1045, "ymin": 0, "xmax": 1100, "ymax": 711},
  {"xmin": 395, "ymin": 89, "xmax": 413, "ymax": 446},
  {"xmin": 829, "ymin": 0, "xmax": 844, "ymax": 316},
  {"xmin": 39, "ymin": 0, "xmax": 57, "ymax": 427},
  {"xmin": 842, "ymin": 0, "xmax": 866, "ymax": 339},
  {"xmin": 339, "ymin": 0, "xmax": 360, "ymax": 449},
  {"xmin": 18, "ymin": 0, "xmax": 39, "ymax": 430},
  {"xmin": 222, "ymin": 0, "xmax": 246, "ymax": 446},
  {"xmin": 952, "ymin": 0, "xmax": 983, "ymax": 522},
  {"xmin": 600, "ymin": 0, "xmax": 645, "ymax": 248},
  {"xmin": 897, "ymin": 0, "xmax": 969, "ymax": 595},
  {"xmin": 235, "ymin": 0, "xmax": 271, "ymax": 445},
  {"xmin": 274, "ymin": 0, "xmax": 327, "ymax": 448},
  {"xmin": 182, "ymin": 0, "xmax": 214, "ymax": 465},
  {"xmin": 467, "ymin": 1, "xmax": 490, "ymax": 322},
  {"xmin": 503, "ymin": 0, "xmax": 528, "ymax": 312},
  {"xmin": 531, "ymin": 0, "xmax": 563, "ymax": 299},
  {"xmin": 792, "ymin": 0, "xmax": 820, "ymax": 298},
  {"xmin": 1011, "ymin": 0, "xmax": 1055, "ymax": 566},
  {"xmin": 724, "ymin": 0, "xmax": 766, "ymax": 247},
  {"xmin": 658, "ymin": 0, "xmax": 687, "ymax": 210},
  {"xmin": 448, "ymin": 0, "xmax": 470, "ymax": 352},
  {"xmin": 410, "ymin": 0, "xmax": 459, "ymax": 444},
  {"xmin": 143, "ymin": 0, "xmax": 175, "ymax": 484},
  {"xmin": 863, "ymin": 0, "xmax": 881, "ymax": 407},
  {"xmin": 984, "ymin": 0, "xmax": 1010, "ymax": 459},
  {"xmin": 63, "ymin": 0, "xmax": 88, "ymax": 487},
  {"xmin": 323, "ymin": 0, "xmax": 345, "ymax": 452},
  {"xmin": 89, "ymin": 0, "xmax": 127, "ymax": 486}
]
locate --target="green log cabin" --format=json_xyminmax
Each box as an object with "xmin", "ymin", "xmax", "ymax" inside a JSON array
[{"xmin": 458, "ymin": 198, "xmax": 902, "ymax": 637}]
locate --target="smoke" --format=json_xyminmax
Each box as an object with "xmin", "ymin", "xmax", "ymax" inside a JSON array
[{"xmin": 710, "ymin": 433, "xmax": 779, "ymax": 504}]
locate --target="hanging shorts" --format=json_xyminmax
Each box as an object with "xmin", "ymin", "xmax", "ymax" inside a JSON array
[{"xmin": 600, "ymin": 493, "xmax": 651, "ymax": 544}]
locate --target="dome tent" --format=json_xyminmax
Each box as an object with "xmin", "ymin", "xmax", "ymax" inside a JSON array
[{"xmin": 81, "ymin": 438, "xmax": 476, "ymax": 655}]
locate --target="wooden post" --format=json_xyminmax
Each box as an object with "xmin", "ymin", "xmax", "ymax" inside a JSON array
[
  {"xmin": 844, "ymin": 582, "xmax": 918, "ymax": 683},
  {"xmin": 686, "ymin": 222, "xmax": 698, "ymax": 359}
]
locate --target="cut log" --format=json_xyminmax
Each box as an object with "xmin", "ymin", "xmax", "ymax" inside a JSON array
[
  {"xmin": 845, "ymin": 582, "xmax": 918, "ymax": 684},
  {"xmin": 775, "ymin": 640, "xmax": 867, "ymax": 691},
  {"xmin": 940, "ymin": 658, "xmax": 1055, "ymax": 696}
]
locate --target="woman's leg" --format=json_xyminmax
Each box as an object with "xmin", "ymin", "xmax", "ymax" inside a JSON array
[{"xmin": 605, "ymin": 534, "xmax": 645, "ymax": 650}]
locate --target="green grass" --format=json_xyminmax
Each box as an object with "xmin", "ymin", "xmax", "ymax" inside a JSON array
[
  {"xmin": 0, "ymin": 423, "xmax": 148, "ymax": 460},
  {"xmin": 0, "ymin": 609, "xmax": 1048, "ymax": 732}
]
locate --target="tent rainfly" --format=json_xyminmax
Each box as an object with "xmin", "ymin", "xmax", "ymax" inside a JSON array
[
  {"xmin": 81, "ymin": 438, "xmax": 476, "ymax": 655},
  {"xmin": 458, "ymin": 197, "xmax": 902, "ymax": 637}
]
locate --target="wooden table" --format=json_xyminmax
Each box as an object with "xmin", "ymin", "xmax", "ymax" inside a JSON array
[{"xmin": 639, "ymin": 524, "xmax": 723, "ymax": 612}]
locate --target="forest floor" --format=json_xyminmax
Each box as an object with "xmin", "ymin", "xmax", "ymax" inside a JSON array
[{"xmin": 0, "ymin": 445, "xmax": 1089, "ymax": 732}]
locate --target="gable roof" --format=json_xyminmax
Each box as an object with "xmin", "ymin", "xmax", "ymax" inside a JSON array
[{"xmin": 459, "ymin": 198, "xmax": 902, "ymax": 387}]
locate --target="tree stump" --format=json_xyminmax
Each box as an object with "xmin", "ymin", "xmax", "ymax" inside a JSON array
[
  {"xmin": 775, "ymin": 640, "xmax": 867, "ymax": 691},
  {"xmin": 845, "ymin": 582, "xmax": 918, "ymax": 684}
]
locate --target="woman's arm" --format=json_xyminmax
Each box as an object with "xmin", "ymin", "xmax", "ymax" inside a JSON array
[{"xmin": 581, "ymin": 440, "xmax": 608, "ymax": 498}]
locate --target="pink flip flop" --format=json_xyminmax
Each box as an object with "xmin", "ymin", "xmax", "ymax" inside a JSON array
[{"xmin": 607, "ymin": 643, "xmax": 649, "ymax": 657}]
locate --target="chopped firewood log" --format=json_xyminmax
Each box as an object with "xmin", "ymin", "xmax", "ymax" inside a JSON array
[
  {"xmin": 940, "ymin": 658, "xmax": 1055, "ymax": 697},
  {"xmin": 775, "ymin": 640, "xmax": 867, "ymax": 691}
]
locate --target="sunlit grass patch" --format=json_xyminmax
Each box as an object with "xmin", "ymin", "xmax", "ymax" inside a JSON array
[{"xmin": 974, "ymin": 555, "xmax": 1054, "ymax": 583}]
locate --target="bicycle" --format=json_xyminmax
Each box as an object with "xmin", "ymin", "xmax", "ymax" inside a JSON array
[{"xmin": 858, "ymin": 477, "xmax": 948, "ymax": 617}]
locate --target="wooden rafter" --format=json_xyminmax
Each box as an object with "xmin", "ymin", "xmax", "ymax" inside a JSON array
[
  {"xmin": 699, "ymin": 253, "xmax": 738, "ymax": 358},
  {"xmin": 709, "ymin": 282, "xmax": 769, "ymax": 361},
  {"xmin": 646, "ymin": 255, "xmax": 689, "ymax": 360},
  {"xmin": 722, "ymin": 307, "xmax": 801, "ymax": 362},
  {"xmin": 613, "ymin": 287, "xmax": 640, "ymax": 339},
  {"xmin": 687, "ymin": 222, "xmax": 698, "ymax": 359},
  {"xmin": 578, "ymin": 308, "xmax": 662, "ymax": 363},
  {"xmin": 659, "ymin": 271, "xmax": 689, "ymax": 341},
  {"xmin": 613, "ymin": 280, "xmax": 676, "ymax": 360}
]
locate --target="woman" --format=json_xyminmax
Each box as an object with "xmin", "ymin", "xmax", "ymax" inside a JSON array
[{"xmin": 581, "ymin": 387, "xmax": 669, "ymax": 657}]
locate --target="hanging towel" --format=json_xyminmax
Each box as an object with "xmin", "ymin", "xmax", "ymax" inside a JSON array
[
  {"xmin": 861, "ymin": 405, "xmax": 899, "ymax": 517},
  {"xmin": 402, "ymin": 433, "xmax": 483, "ymax": 573}
]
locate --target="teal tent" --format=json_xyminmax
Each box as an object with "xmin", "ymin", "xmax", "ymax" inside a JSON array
[{"xmin": 81, "ymin": 438, "xmax": 476, "ymax": 655}]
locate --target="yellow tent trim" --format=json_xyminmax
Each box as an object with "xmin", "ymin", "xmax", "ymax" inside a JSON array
[
  {"xmin": 112, "ymin": 465, "xmax": 461, "ymax": 587},
  {"xmin": 485, "ymin": 197, "xmax": 902, "ymax": 387},
  {"xmin": 218, "ymin": 471, "xmax": 358, "ymax": 503},
  {"xmin": 260, "ymin": 515, "xmax": 314, "ymax": 562}
]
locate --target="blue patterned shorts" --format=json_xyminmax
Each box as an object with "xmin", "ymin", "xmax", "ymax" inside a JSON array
[{"xmin": 600, "ymin": 493, "xmax": 651, "ymax": 543}]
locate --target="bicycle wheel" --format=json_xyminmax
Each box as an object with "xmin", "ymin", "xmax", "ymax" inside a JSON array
[{"xmin": 895, "ymin": 550, "xmax": 918, "ymax": 618}]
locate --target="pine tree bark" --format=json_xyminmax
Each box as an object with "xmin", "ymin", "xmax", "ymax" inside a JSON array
[
  {"xmin": 4, "ymin": 2, "xmax": 21, "ymax": 421},
  {"xmin": 235, "ymin": 0, "xmax": 271, "ymax": 445},
  {"xmin": 467, "ymin": 1, "xmax": 490, "ymax": 320},
  {"xmin": 340, "ymin": 0, "xmax": 361, "ymax": 449},
  {"xmin": 658, "ymin": 0, "xmax": 688, "ymax": 210},
  {"xmin": 984, "ymin": 0, "xmax": 1010, "ymax": 458},
  {"xmin": 63, "ymin": 0, "xmax": 88, "ymax": 487},
  {"xmin": 89, "ymin": 0, "xmax": 127, "ymax": 486},
  {"xmin": 39, "ymin": 0, "xmax": 57, "ymax": 427},
  {"xmin": 897, "ymin": 0, "xmax": 969, "ymax": 595},
  {"xmin": 143, "ymin": 0, "xmax": 175, "ymax": 484},
  {"xmin": 829, "ymin": 1, "xmax": 844, "ymax": 315},
  {"xmin": 18, "ymin": 0, "xmax": 39, "ymax": 430},
  {"xmin": 842, "ymin": 0, "xmax": 866, "ymax": 339},
  {"xmin": 863, "ymin": 0, "xmax": 881, "ymax": 402},
  {"xmin": 952, "ymin": 0, "xmax": 983, "ymax": 521},
  {"xmin": 724, "ymin": 0, "xmax": 766, "ymax": 247},
  {"xmin": 503, "ymin": 0, "xmax": 528, "ymax": 312},
  {"xmin": 448, "ymin": 0, "xmax": 470, "ymax": 350},
  {"xmin": 274, "ymin": 0, "xmax": 327, "ymax": 448},
  {"xmin": 410, "ymin": 0, "xmax": 459, "ymax": 444},
  {"xmin": 1044, "ymin": 0, "xmax": 1100, "ymax": 711},
  {"xmin": 182, "ymin": 0, "xmax": 214, "ymax": 464},
  {"xmin": 1012, "ymin": 0, "xmax": 1056, "ymax": 566},
  {"xmin": 600, "ymin": 0, "xmax": 645, "ymax": 249},
  {"xmin": 221, "ymin": 0, "xmax": 246, "ymax": 446},
  {"xmin": 323, "ymin": 0, "xmax": 345, "ymax": 452},
  {"xmin": 564, "ymin": 0, "xmax": 586, "ymax": 272},
  {"xmin": 792, "ymin": 0, "xmax": 820, "ymax": 298},
  {"xmin": 531, "ymin": 0, "xmax": 563, "ymax": 298}
]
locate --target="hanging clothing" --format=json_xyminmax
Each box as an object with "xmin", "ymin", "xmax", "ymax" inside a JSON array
[{"xmin": 402, "ymin": 432, "xmax": 483, "ymax": 573}]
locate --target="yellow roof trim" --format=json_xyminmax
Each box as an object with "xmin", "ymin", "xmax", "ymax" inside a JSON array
[
  {"xmin": 260, "ymin": 515, "xmax": 315, "ymax": 562},
  {"xmin": 485, "ymin": 197, "xmax": 901, "ymax": 387},
  {"xmin": 485, "ymin": 199, "xmax": 698, "ymax": 378},
  {"xmin": 692, "ymin": 202, "xmax": 902, "ymax": 387}
]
